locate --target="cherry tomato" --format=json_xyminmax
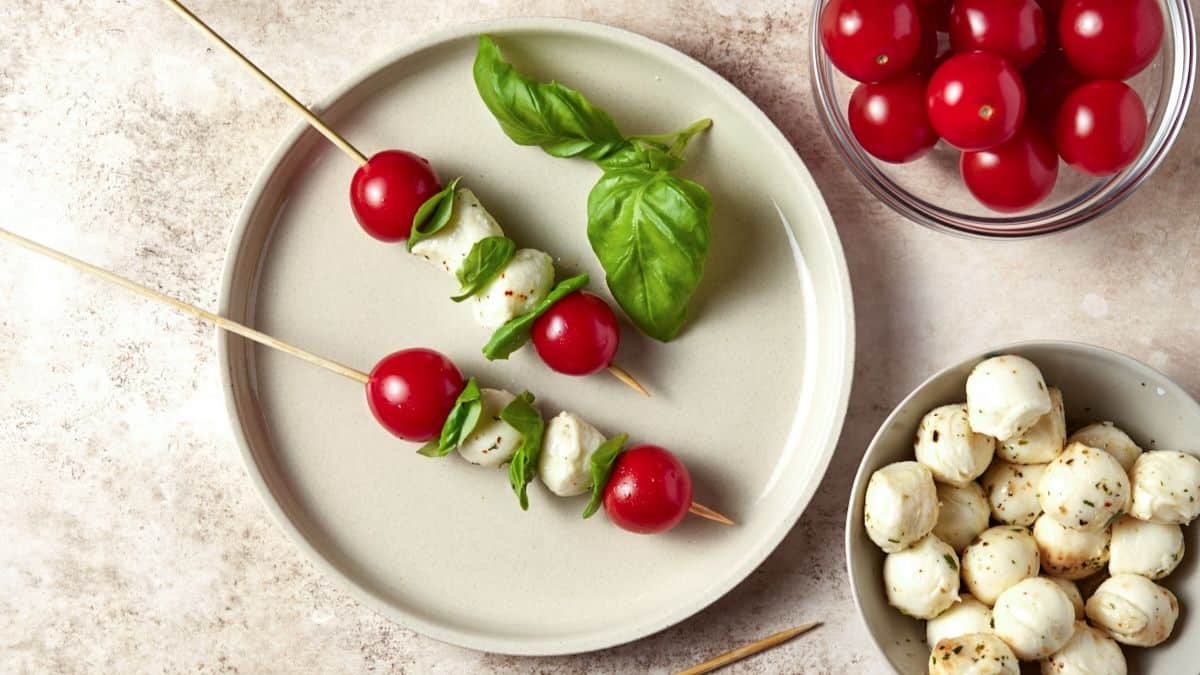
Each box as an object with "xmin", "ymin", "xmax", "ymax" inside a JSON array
[
  {"xmin": 1059, "ymin": 0, "xmax": 1164, "ymax": 79},
  {"xmin": 949, "ymin": 0, "xmax": 1046, "ymax": 69},
  {"xmin": 849, "ymin": 74, "xmax": 939, "ymax": 163},
  {"xmin": 603, "ymin": 445, "xmax": 693, "ymax": 534},
  {"xmin": 911, "ymin": 18, "xmax": 949, "ymax": 75},
  {"xmin": 367, "ymin": 348, "xmax": 465, "ymax": 442},
  {"xmin": 927, "ymin": 52, "xmax": 1026, "ymax": 151},
  {"xmin": 1055, "ymin": 80, "xmax": 1147, "ymax": 176},
  {"xmin": 532, "ymin": 291, "xmax": 620, "ymax": 376},
  {"xmin": 961, "ymin": 125, "xmax": 1059, "ymax": 212},
  {"xmin": 349, "ymin": 150, "xmax": 441, "ymax": 242},
  {"xmin": 820, "ymin": 0, "xmax": 923, "ymax": 83},
  {"xmin": 1023, "ymin": 48, "xmax": 1086, "ymax": 134}
]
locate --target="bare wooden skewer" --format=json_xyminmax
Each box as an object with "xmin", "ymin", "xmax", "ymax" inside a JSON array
[
  {"xmin": 675, "ymin": 622, "xmax": 822, "ymax": 675},
  {"xmin": 689, "ymin": 502, "xmax": 735, "ymax": 526}
]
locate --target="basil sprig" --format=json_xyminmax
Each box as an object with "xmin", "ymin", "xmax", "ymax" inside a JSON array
[
  {"xmin": 482, "ymin": 273, "xmax": 589, "ymax": 360},
  {"xmin": 452, "ymin": 236, "xmax": 517, "ymax": 302},
  {"xmin": 582, "ymin": 433, "xmax": 628, "ymax": 519},
  {"xmin": 500, "ymin": 391, "xmax": 545, "ymax": 510},
  {"xmin": 407, "ymin": 177, "xmax": 461, "ymax": 251},
  {"xmin": 418, "ymin": 377, "xmax": 482, "ymax": 457}
]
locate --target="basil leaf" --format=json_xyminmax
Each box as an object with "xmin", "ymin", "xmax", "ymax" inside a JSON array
[
  {"xmin": 596, "ymin": 140, "xmax": 682, "ymax": 172},
  {"xmin": 473, "ymin": 36, "xmax": 626, "ymax": 161},
  {"xmin": 587, "ymin": 169, "xmax": 712, "ymax": 341},
  {"xmin": 501, "ymin": 391, "xmax": 544, "ymax": 510},
  {"xmin": 482, "ymin": 273, "xmax": 589, "ymax": 360},
  {"xmin": 407, "ymin": 177, "xmax": 461, "ymax": 252},
  {"xmin": 417, "ymin": 377, "xmax": 482, "ymax": 457},
  {"xmin": 452, "ymin": 236, "xmax": 517, "ymax": 302},
  {"xmin": 582, "ymin": 433, "xmax": 627, "ymax": 519}
]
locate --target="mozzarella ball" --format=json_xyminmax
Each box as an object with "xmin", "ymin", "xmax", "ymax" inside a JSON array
[
  {"xmin": 1109, "ymin": 515, "xmax": 1184, "ymax": 580},
  {"xmin": 1068, "ymin": 421, "xmax": 1142, "ymax": 472},
  {"xmin": 929, "ymin": 633, "xmax": 1019, "ymax": 675},
  {"xmin": 915, "ymin": 404, "xmax": 997, "ymax": 487},
  {"xmin": 1085, "ymin": 574, "xmax": 1179, "ymax": 647},
  {"xmin": 1041, "ymin": 621, "xmax": 1127, "ymax": 675},
  {"xmin": 991, "ymin": 577, "xmax": 1076, "ymax": 660},
  {"xmin": 472, "ymin": 248, "xmax": 555, "ymax": 329},
  {"xmin": 927, "ymin": 595, "xmax": 993, "ymax": 647},
  {"xmin": 411, "ymin": 188, "xmax": 504, "ymax": 274},
  {"xmin": 961, "ymin": 526, "xmax": 1040, "ymax": 606},
  {"xmin": 980, "ymin": 460, "xmax": 1047, "ymax": 526},
  {"xmin": 933, "ymin": 482, "xmax": 990, "ymax": 552},
  {"xmin": 1037, "ymin": 443, "xmax": 1130, "ymax": 532},
  {"xmin": 865, "ymin": 461, "xmax": 940, "ymax": 553},
  {"xmin": 1046, "ymin": 577, "xmax": 1085, "ymax": 620},
  {"xmin": 997, "ymin": 387, "xmax": 1065, "ymax": 464},
  {"xmin": 456, "ymin": 388, "xmax": 521, "ymax": 467},
  {"xmin": 1032, "ymin": 514, "xmax": 1110, "ymax": 580},
  {"xmin": 966, "ymin": 355, "xmax": 1053, "ymax": 441},
  {"xmin": 1128, "ymin": 450, "xmax": 1200, "ymax": 525},
  {"xmin": 884, "ymin": 535, "xmax": 960, "ymax": 619},
  {"xmin": 537, "ymin": 412, "xmax": 607, "ymax": 497}
]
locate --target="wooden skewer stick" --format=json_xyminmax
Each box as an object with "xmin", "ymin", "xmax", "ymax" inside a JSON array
[
  {"xmin": 0, "ymin": 227, "xmax": 371, "ymax": 385},
  {"xmin": 160, "ymin": 0, "xmax": 369, "ymax": 166},
  {"xmin": 689, "ymin": 502, "xmax": 735, "ymax": 526},
  {"xmin": 607, "ymin": 363, "xmax": 649, "ymax": 397},
  {"xmin": 675, "ymin": 622, "xmax": 822, "ymax": 675}
]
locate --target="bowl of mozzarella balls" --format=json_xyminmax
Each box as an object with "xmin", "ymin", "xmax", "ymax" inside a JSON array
[{"xmin": 847, "ymin": 342, "xmax": 1200, "ymax": 674}]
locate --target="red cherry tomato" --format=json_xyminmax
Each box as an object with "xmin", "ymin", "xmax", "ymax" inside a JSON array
[
  {"xmin": 949, "ymin": 0, "xmax": 1046, "ymax": 69},
  {"xmin": 911, "ymin": 17, "xmax": 949, "ymax": 75},
  {"xmin": 532, "ymin": 291, "xmax": 620, "ymax": 376},
  {"xmin": 349, "ymin": 150, "xmax": 441, "ymax": 242},
  {"xmin": 1055, "ymin": 80, "xmax": 1147, "ymax": 176},
  {"xmin": 1059, "ymin": 0, "xmax": 1164, "ymax": 79},
  {"xmin": 367, "ymin": 348, "xmax": 465, "ymax": 442},
  {"xmin": 927, "ymin": 52, "xmax": 1026, "ymax": 151},
  {"xmin": 961, "ymin": 125, "xmax": 1059, "ymax": 212},
  {"xmin": 603, "ymin": 445, "xmax": 693, "ymax": 534},
  {"xmin": 849, "ymin": 74, "xmax": 939, "ymax": 163},
  {"xmin": 1023, "ymin": 48, "xmax": 1086, "ymax": 134},
  {"xmin": 820, "ymin": 0, "xmax": 923, "ymax": 83}
]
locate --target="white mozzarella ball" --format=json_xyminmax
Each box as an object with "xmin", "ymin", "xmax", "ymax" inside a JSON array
[
  {"xmin": 1037, "ymin": 443, "xmax": 1130, "ymax": 532},
  {"xmin": 456, "ymin": 389, "xmax": 522, "ymax": 467},
  {"xmin": 411, "ymin": 188, "xmax": 504, "ymax": 274},
  {"xmin": 966, "ymin": 355, "xmax": 1053, "ymax": 441},
  {"xmin": 1108, "ymin": 515, "xmax": 1184, "ymax": 580},
  {"xmin": 1040, "ymin": 621, "xmax": 1127, "ymax": 675},
  {"xmin": 1068, "ymin": 421, "xmax": 1142, "ymax": 472},
  {"xmin": 929, "ymin": 633, "xmax": 1019, "ymax": 675},
  {"xmin": 472, "ymin": 249, "xmax": 555, "ymax": 329},
  {"xmin": 980, "ymin": 460, "xmax": 1047, "ymax": 526},
  {"xmin": 883, "ymin": 535, "xmax": 960, "ymax": 619},
  {"xmin": 1128, "ymin": 450, "xmax": 1200, "ymax": 525},
  {"xmin": 933, "ymin": 482, "xmax": 991, "ymax": 552},
  {"xmin": 537, "ymin": 412, "xmax": 607, "ymax": 497},
  {"xmin": 991, "ymin": 577, "xmax": 1076, "ymax": 660},
  {"xmin": 865, "ymin": 461, "xmax": 940, "ymax": 553},
  {"xmin": 915, "ymin": 404, "xmax": 997, "ymax": 487},
  {"xmin": 961, "ymin": 526, "xmax": 1040, "ymax": 606},
  {"xmin": 997, "ymin": 387, "xmax": 1065, "ymax": 464},
  {"xmin": 1085, "ymin": 574, "xmax": 1179, "ymax": 647},
  {"xmin": 1031, "ymin": 514, "xmax": 1110, "ymax": 580},
  {"xmin": 927, "ymin": 594, "xmax": 993, "ymax": 648},
  {"xmin": 1046, "ymin": 577, "xmax": 1085, "ymax": 620}
]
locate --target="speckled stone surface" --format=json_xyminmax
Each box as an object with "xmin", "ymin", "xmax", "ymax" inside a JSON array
[{"xmin": 0, "ymin": 1, "xmax": 1195, "ymax": 673}]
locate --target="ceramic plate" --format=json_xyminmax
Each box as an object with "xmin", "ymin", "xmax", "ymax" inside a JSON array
[{"xmin": 218, "ymin": 18, "xmax": 853, "ymax": 655}]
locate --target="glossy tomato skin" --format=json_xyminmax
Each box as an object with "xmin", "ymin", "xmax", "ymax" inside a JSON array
[
  {"xmin": 927, "ymin": 52, "xmax": 1027, "ymax": 151},
  {"xmin": 820, "ymin": 0, "xmax": 923, "ymax": 82},
  {"xmin": 949, "ymin": 0, "xmax": 1047, "ymax": 69},
  {"xmin": 1055, "ymin": 80, "xmax": 1147, "ymax": 176},
  {"xmin": 848, "ymin": 74, "xmax": 939, "ymax": 163},
  {"xmin": 961, "ymin": 125, "xmax": 1059, "ymax": 212},
  {"xmin": 531, "ymin": 291, "xmax": 620, "ymax": 376},
  {"xmin": 349, "ymin": 150, "xmax": 441, "ymax": 242},
  {"xmin": 1059, "ymin": 0, "xmax": 1164, "ymax": 79},
  {"xmin": 603, "ymin": 445, "xmax": 693, "ymax": 534},
  {"xmin": 1023, "ymin": 48, "xmax": 1087, "ymax": 134},
  {"xmin": 367, "ymin": 348, "xmax": 465, "ymax": 442}
]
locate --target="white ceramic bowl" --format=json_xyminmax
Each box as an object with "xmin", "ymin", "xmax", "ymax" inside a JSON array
[{"xmin": 847, "ymin": 341, "xmax": 1200, "ymax": 673}]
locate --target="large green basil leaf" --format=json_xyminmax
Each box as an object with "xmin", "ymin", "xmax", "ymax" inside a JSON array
[
  {"xmin": 582, "ymin": 433, "xmax": 627, "ymax": 519},
  {"xmin": 500, "ymin": 391, "xmax": 545, "ymax": 511},
  {"xmin": 587, "ymin": 169, "xmax": 712, "ymax": 341},
  {"xmin": 452, "ymin": 236, "xmax": 517, "ymax": 302},
  {"xmin": 418, "ymin": 377, "xmax": 482, "ymax": 457},
  {"xmin": 473, "ymin": 36, "xmax": 626, "ymax": 161},
  {"xmin": 482, "ymin": 273, "xmax": 589, "ymax": 360},
  {"xmin": 407, "ymin": 177, "xmax": 461, "ymax": 252}
]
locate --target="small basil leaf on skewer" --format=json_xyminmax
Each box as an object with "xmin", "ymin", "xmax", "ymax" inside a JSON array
[
  {"xmin": 451, "ymin": 236, "xmax": 517, "ymax": 302},
  {"xmin": 418, "ymin": 377, "xmax": 483, "ymax": 457},
  {"xmin": 583, "ymin": 434, "xmax": 628, "ymax": 519},
  {"xmin": 407, "ymin": 177, "xmax": 462, "ymax": 252},
  {"xmin": 482, "ymin": 273, "xmax": 589, "ymax": 360},
  {"xmin": 500, "ymin": 391, "xmax": 544, "ymax": 510}
]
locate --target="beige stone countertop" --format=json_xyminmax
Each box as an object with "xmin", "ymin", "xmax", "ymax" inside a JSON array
[{"xmin": 1, "ymin": 1, "xmax": 1196, "ymax": 673}]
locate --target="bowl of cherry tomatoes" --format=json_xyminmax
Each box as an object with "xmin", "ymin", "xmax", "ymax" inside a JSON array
[{"xmin": 811, "ymin": 0, "xmax": 1196, "ymax": 237}]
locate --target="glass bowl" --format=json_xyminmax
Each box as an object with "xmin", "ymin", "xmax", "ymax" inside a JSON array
[{"xmin": 810, "ymin": 0, "xmax": 1196, "ymax": 238}]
